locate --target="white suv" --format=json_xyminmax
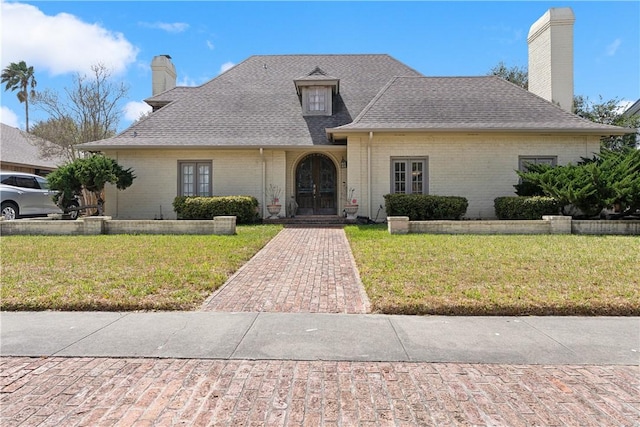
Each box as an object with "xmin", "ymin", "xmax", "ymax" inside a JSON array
[{"xmin": 0, "ymin": 171, "xmax": 79, "ymax": 220}]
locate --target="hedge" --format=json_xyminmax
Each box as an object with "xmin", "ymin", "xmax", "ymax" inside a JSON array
[
  {"xmin": 494, "ymin": 196, "xmax": 561, "ymax": 220},
  {"xmin": 384, "ymin": 194, "xmax": 468, "ymax": 220},
  {"xmin": 173, "ymin": 196, "xmax": 259, "ymax": 224}
]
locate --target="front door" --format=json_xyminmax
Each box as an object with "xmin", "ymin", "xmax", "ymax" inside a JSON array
[{"xmin": 295, "ymin": 154, "xmax": 337, "ymax": 215}]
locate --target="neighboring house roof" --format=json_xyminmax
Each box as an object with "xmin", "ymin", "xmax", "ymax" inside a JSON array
[
  {"xmin": 329, "ymin": 76, "xmax": 630, "ymax": 135},
  {"xmin": 623, "ymin": 99, "xmax": 640, "ymax": 117},
  {"xmin": 80, "ymin": 54, "xmax": 422, "ymax": 150},
  {"xmin": 79, "ymin": 54, "xmax": 631, "ymax": 151},
  {"xmin": 0, "ymin": 123, "xmax": 65, "ymax": 169}
]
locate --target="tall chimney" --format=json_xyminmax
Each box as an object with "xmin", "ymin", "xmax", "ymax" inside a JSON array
[
  {"xmin": 527, "ymin": 8, "xmax": 575, "ymax": 112},
  {"xmin": 151, "ymin": 55, "xmax": 176, "ymax": 96}
]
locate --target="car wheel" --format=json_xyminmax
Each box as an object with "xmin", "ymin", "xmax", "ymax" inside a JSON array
[
  {"xmin": 66, "ymin": 201, "xmax": 80, "ymax": 220},
  {"xmin": 1, "ymin": 202, "xmax": 19, "ymax": 220}
]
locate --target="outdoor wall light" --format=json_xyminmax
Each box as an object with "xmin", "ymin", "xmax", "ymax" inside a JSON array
[{"xmin": 341, "ymin": 157, "xmax": 347, "ymax": 168}]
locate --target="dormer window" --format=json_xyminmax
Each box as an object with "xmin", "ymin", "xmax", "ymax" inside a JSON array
[
  {"xmin": 303, "ymin": 86, "xmax": 330, "ymax": 115},
  {"xmin": 308, "ymin": 87, "xmax": 326, "ymax": 111},
  {"xmin": 295, "ymin": 67, "xmax": 339, "ymax": 117}
]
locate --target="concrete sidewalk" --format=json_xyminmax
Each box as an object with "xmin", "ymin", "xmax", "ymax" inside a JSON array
[{"xmin": 1, "ymin": 311, "xmax": 638, "ymax": 365}]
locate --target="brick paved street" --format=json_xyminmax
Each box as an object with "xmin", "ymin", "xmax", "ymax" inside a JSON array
[
  {"xmin": 1, "ymin": 357, "xmax": 639, "ymax": 426},
  {"xmin": 202, "ymin": 228, "xmax": 370, "ymax": 314}
]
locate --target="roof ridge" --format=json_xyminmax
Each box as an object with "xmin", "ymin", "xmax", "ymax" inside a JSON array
[{"xmin": 350, "ymin": 76, "xmax": 401, "ymax": 125}]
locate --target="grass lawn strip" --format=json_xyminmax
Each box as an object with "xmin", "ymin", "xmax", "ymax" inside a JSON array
[
  {"xmin": 0, "ymin": 225, "xmax": 282, "ymax": 311},
  {"xmin": 345, "ymin": 225, "xmax": 639, "ymax": 316},
  {"xmin": 2, "ymin": 225, "xmax": 638, "ymax": 315}
]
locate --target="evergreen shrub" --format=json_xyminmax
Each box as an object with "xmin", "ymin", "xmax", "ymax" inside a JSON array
[
  {"xmin": 384, "ymin": 194, "xmax": 468, "ymax": 220},
  {"xmin": 173, "ymin": 196, "xmax": 259, "ymax": 223},
  {"xmin": 494, "ymin": 196, "xmax": 560, "ymax": 220}
]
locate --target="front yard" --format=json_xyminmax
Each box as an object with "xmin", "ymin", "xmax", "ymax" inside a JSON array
[
  {"xmin": 1, "ymin": 225, "xmax": 638, "ymax": 315},
  {"xmin": 345, "ymin": 225, "xmax": 640, "ymax": 315},
  {"xmin": 0, "ymin": 226, "xmax": 281, "ymax": 311}
]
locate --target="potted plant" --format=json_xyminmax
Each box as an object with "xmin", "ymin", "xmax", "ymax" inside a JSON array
[
  {"xmin": 344, "ymin": 187, "xmax": 358, "ymax": 220},
  {"xmin": 266, "ymin": 184, "xmax": 282, "ymax": 219}
]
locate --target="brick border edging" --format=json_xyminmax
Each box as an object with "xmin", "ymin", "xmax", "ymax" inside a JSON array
[
  {"xmin": 0, "ymin": 216, "xmax": 237, "ymax": 236},
  {"xmin": 387, "ymin": 216, "xmax": 640, "ymax": 235}
]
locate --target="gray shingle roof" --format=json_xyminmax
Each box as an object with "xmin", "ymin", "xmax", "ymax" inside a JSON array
[
  {"xmin": 0, "ymin": 123, "xmax": 65, "ymax": 169},
  {"xmin": 80, "ymin": 55, "xmax": 631, "ymax": 151},
  {"xmin": 80, "ymin": 54, "xmax": 422, "ymax": 149},
  {"xmin": 329, "ymin": 76, "xmax": 630, "ymax": 135}
]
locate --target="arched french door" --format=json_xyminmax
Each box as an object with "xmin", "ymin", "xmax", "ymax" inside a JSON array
[{"xmin": 295, "ymin": 154, "xmax": 337, "ymax": 215}]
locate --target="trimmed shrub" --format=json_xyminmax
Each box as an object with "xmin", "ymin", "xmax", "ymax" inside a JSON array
[
  {"xmin": 173, "ymin": 196, "xmax": 259, "ymax": 224},
  {"xmin": 494, "ymin": 196, "xmax": 561, "ymax": 220},
  {"xmin": 384, "ymin": 194, "xmax": 468, "ymax": 220}
]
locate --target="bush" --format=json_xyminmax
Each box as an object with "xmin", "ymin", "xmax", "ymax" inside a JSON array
[
  {"xmin": 173, "ymin": 196, "xmax": 259, "ymax": 224},
  {"xmin": 517, "ymin": 148, "xmax": 640, "ymax": 218},
  {"xmin": 494, "ymin": 196, "xmax": 561, "ymax": 220},
  {"xmin": 384, "ymin": 194, "xmax": 468, "ymax": 220}
]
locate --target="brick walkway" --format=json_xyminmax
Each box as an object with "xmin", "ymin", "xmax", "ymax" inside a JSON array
[
  {"xmin": 1, "ymin": 357, "xmax": 638, "ymax": 426},
  {"xmin": 202, "ymin": 228, "xmax": 370, "ymax": 314}
]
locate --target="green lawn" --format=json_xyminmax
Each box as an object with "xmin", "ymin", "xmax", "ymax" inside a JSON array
[
  {"xmin": 0, "ymin": 225, "xmax": 281, "ymax": 311},
  {"xmin": 2, "ymin": 225, "xmax": 638, "ymax": 315},
  {"xmin": 345, "ymin": 225, "xmax": 640, "ymax": 315}
]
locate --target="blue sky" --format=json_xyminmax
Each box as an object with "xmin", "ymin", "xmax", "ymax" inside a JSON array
[{"xmin": 1, "ymin": 1, "xmax": 638, "ymax": 132}]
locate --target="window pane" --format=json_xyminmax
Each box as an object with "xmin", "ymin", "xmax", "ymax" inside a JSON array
[
  {"xmin": 519, "ymin": 157, "xmax": 556, "ymax": 172},
  {"xmin": 412, "ymin": 161, "xmax": 423, "ymax": 194},
  {"xmin": 198, "ymin": 164, "xmax": 211, "ymax": 196},
  {"xmin": 36, "ymin": 176, "xmax": 49, "ymax": 190},
  {"xmin": 394, "ymin": 162, "xmax": 406, "ymax": 194},
  {"xmin": 182, "ymin": 164, "xmax": 194, "ymax": 196},
  {"xmin": 308, "ymin": 88, "xmax": 325, "ymax": 111}
]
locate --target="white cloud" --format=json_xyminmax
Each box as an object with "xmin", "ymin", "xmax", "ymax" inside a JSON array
[
  {"xmin": 1, "ymin": 2, "xmax": 138, "ymax": 76},
  {"xmin": 177, "ymin": 76, "xmax": 199, "ymax": 87},
  {"xmin": 139, "ymin": 21, "xmax": 189, "ymax": 33},
  {"xmin": 123, "ymin": 101, "xmax": 152, "ymax": 122},
  {"xmin": 206, "ymin": 40, "xmax": 215, "ymax": 51},
  {"xmin": 606, "ymin": 38, "xmax": 622, "ymax": 56},
  {"xmin": 0, "ymin": 107, "xmax": 20, "ymax": 128},
  {"xmin": 615, "ymin": 100, "xmax": 633, "ymax": 114},
  {"xmin": 220, "ymin": 62, "xmax": 235, "ymax": 74}
]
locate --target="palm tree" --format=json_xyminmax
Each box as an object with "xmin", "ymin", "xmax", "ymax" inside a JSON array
[{"xmin": 1, "ymin": 61, "xmax": 37, "ymax": 131}]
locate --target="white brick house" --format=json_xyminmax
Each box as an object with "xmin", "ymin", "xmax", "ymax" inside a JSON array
[{"xmin": 80, "ymin": 8, "xmax": 630, "ymax": 221}]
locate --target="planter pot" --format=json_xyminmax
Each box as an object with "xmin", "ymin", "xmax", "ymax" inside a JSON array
[
  {"xmin": 266, "ymin": 204, "xmax": 282, "ymax": 219},
  {"xmin": 344, "ymin": 204, "xmax": 359, "ymax": 220}
]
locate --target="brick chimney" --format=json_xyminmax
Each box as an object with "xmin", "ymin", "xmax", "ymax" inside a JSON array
[
  {"xmin": 151, "ymin": 55, "xmax": 176, "ymax": 96},
  {"xmin": 528, "ymin": 8, "xmax": 575, "ymax": 112}
]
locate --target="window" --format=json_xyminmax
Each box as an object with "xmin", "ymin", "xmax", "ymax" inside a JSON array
[
  {"xmin": 308, "ymin": 87, "xmax": 326, "ymax": 112},
  {"xmin": 391, "ymin": 158, "xmax": 428, "ymax": 194},
  {"xmin": 518, "ymin": 156, "xmax": 557, "ymax": 171},
  {"xmin": 302, "ymin": 86, "xmax": 331, "ymax": 116},
  {"xmin": 179, "ymin": 161, "xmax": 212, "ymax": 196}
]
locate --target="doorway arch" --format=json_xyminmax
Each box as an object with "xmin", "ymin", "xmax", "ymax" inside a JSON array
[{"xmin": 295, "ymin": 153, "xmax": 337, "ymax": 215}]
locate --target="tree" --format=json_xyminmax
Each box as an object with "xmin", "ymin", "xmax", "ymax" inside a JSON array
[
  {"xmin": 574, "ymin": 95, "xmax": 640, "ymax": 150},
  {"xmin": 517, "ymin": 148, "xmax": 640, "ymax": 218},
  {"xmin": 29, "ymin": 117, "xmax": 81, "ymax": 162},
  {"xmin": 46, "ymin": 155, "xmax": 135, "ymax": 215},
  {"xmin": 32, "ymin": 63, "xmax": 128, "ymax": 161},
  {"xmin": 1, "ymin": 61, "xmax": 37, "ymax": 131},
  {"xmin": 488, "ymin": 61, "xmax": 528, "ymax": 89}
]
